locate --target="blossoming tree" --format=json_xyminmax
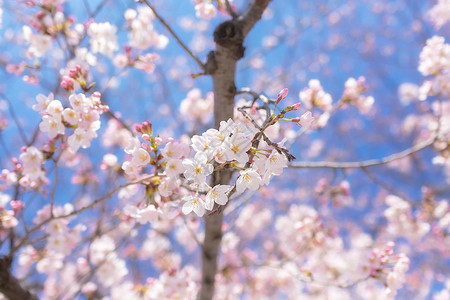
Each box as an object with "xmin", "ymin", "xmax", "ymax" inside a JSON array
[{"xmin": 0, "ymin": 0, "xmax": 448, "ymax": 299}]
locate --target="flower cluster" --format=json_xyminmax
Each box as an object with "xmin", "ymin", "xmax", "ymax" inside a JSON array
[
  {"xmin": 366, "ymin": 242, "xmax": 410, "ymax": 298},
  {"xmin": 180, "ymin": 118, "xmax": 255, "ymax": 216},
  {"xmin": 299, "ymin": 79, "xmax": 333, "ymax": 111},
  {"xmin": 413, "ymin": 37, "xmax": 450, "ymax": 179},
  {"xmin": 418, "ymin": 36, "xmax": 450, "ymax": 77},
  {"xmin": 275, "ymin": 204, "xmax": 324, "ymax": 258},
  {"xmin": 89, "ymin": 235, "xmax": 129, "ymax": 287},
  {"xmin": 179, "ymin": 88, "xmax": 214, "ymax": 125},
  {"xmin": 428, "ymin": 0, "xmax": 450, "ymax": 29},
  {"xmin": 341, "ymin": 77, "xmax": 374, "ymax": 113},
  {"xmin": 0, "ymin": 194, "xmax": 21, "ymax": 232},
  {"xmin": 315, "ymin": 178, "xmax": 352, "ymax": 206},
  {"xmin": 21, "ymin": 204, "xmax": 85, "ymax": 274},
  {"xmin": 35, "ymin": 92, "xmax": 108, "ymax": 153},
  {"xmin": 87, "ymin": 22, "xmax": 118, "ymax": 57},
  {"xmin": 18, "ymin": 146, "xmax": 47, "ymax": 186},
  {"xmin": 194, "ymin": 0, "xmax": 217, "ymax": 19},
  {"xmin": 124, "ymin": 6, "xmax": 169, "ymax": 50},
  {"xmin": 384, "ymin": 195, "xmax": 430, "ymax": 242},
  {"xmin": 22, "ymin": 25, "xmax": 53, "ymax": 58},
  {"xmin": 121, "ymin": 110, "xmax": 293, "ymax": 217},
  {"xmin": 120, "ymin": 121, "xmax": 163, "ymax": 180}
]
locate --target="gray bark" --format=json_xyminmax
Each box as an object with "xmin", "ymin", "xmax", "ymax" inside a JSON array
[{"xmin": 198, "ymin": 1, "xmax": 272, "ymax": 299}]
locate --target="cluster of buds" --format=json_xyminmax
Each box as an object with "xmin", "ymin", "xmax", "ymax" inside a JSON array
[
  {"xmin": 276, "ymin": 88, "xmax": 314, "ymax": 127},
  {"xmin": 341, "ymin": 76, "xmax": 374, "ymax": 113},
  {"xmin": 61, "ymin": 64, "xmax": 95, "ymax": 93},
  {"xmin": 122, "ymin": 121, "xmax": 165, "ymax": 179},
  {"xmin": 314, "ymin": 178, "xmax": 352, "ymax": 206},
  {"xmin": 366, "ymin": 242, "xmax": 410, "ymax": 296},
  {"xmin": 113, "ymin": 46, "xmax": 159, "ymax": 74}
]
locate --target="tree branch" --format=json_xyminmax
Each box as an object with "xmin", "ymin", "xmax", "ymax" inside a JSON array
[
  {"xmin": 237, "ymin": 0, "xmax": 272, "ymax": 37},
  {"xmin": 289, "ymin": 137, "xmax": 434, "ymax": 169}
]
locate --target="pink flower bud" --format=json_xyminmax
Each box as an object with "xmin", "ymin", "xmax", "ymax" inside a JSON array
[
  {"xmin": 61, "ymin": 76, "xmax": 74, "ymax": 92},
  {"xmin": 154, "ymin": 137, "xmax": 163, "ymax": 146},
  {"xmin": 68, "ymin": 69, "xmax": 78, "ymax": 78},
  {"xmin": 140, "ymin": 121, "xmax": 153, "ymax": 135},
  {"xmin": 276, "ymin": 88, "xmax": 288, "ymax": 104},
  {"xmin": 10, "ymin": 200, "xmax": 25, "ymax": 212},
  {"xmin": 92, "ymin": 91, "xmax": 101, "ymax": 99},
  {"xmin": 292, "ymin": 103, "xmax": 301, "ymax": 110}
]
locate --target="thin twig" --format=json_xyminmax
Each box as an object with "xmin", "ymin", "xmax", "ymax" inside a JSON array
[
  {"xmin": 139, "ymin": 0, "xmax": 206, "ymax": 71},
  {"xmin": 224, "ymin": 0, "xmax": 238, "ymax": 18},
  {"xmin": 0, "ymin": 93, "xmax": 28, "ymax": 145}
]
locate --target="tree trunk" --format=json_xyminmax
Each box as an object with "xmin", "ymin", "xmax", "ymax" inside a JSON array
[
  {"xmin": 198, "ymin": 1, "xmax": 271, "ymax": 299},
  {"xmin": 0, "ymin": 256, "xmax": 38, "ymax": 300}
]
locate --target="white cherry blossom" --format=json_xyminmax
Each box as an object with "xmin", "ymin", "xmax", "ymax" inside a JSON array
[
  {"xmin": 205, "ymin": 185, "xmax": 231, "ymax": 210},
  {"xmin": 165, "ymin": 159, "xmax": 184, "ymax": 177},
  {"xmin": 68, "ymin": 128, "xmax": 96, "ymax": 153},
  {"xmin": 62, "ymin": 108, "xmax": 79, "ymax": 126},
  {"xmin": 182, "ymin": 195, "xmax": 206, "ymax": 217},
  {"xmin": 33, "ymin": 93, "xmax": 54, "ymax": 112},
  {"xmin": 182, "ymin": 152, "xmax": 213, "ymax": 184},
  {"xmin": 39, "ymin": 115, "xmax": 65, "ymax": 139},
  {"xmin": 131, "ymin": 148, "xmax": 151, "ymax": 167},
  {"xmin": 223, "ymin": 133, "xmax": 251, "ymax": 164},
  {"xmin": 236, "ymin": 169, "xmax": 262, "ymax": 194}
]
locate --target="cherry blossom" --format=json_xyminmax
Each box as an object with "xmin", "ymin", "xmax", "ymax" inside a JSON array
[
  {"xmin": 87, "ymin": 22, "xmax": 119, "ymax": 57},
  {"xmin": 428, "ymin": 0, "xmax": 450, "ymax": 29},
  {"xmin": 236, "ymin": 169, "xmax": 262, "ymax": 194},
  {"xmin": 182, "ymin": 152, "xmax": 214, "ymax": 184},
  {"xmin": 205, "ymin": 184, "xmax": 231, "ymax": 210},
  {"xmin": 299, "ymin": 79, "xmax": 333, "ymax": 111},
  {"xmin": 195, "ymin": 0, "xmax": 217, "ymax": 19},
  {"xmin": 182, "ymin": 195, "xmax": 206, "ymax": 217}
]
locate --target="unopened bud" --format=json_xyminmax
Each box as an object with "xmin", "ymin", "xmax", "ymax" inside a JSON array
[
  {"xmin": 141, "ymin": 121, "xmax": 153, "ymax": 135},
  {"xmin": 284, "ymin": 102, "xmax": 301, "ymax": 112},
  {"xmin": 276, "ymin": 88, "xmax": 288, "ymax": 104}
]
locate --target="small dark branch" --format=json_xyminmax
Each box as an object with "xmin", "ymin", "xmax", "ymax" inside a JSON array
[
  {"xmin": 289, "ymin": 137, "xmax": 434, "ymax": 169},
  {"xmin": 139, "ymin": 0, "xmax": 206, "ymax": 72},
  {"xmin": 82, "ymin": 0, "xmax": 92, "ymax": 16},
  {"xmin": 361, "ymin": 167, "xmax": 410, "ymax": 201},
  {"xmin": 27, "ymin": 127, "xmax": 40, "ymax": 147},
  {"xmin": 237, "ymin": 106, "xmax": 262, "ymax": 130},
  {"xmin": 104, "ymin": 109, "xmax": 133, "ymax": 135},
  {"xmin": 0, "ymin": 256, "xmax": 38, "ymax": 300},
  {"xmin": 236, "ymin": 88, "xmax": 274, "ymax": 104},
  {"xmin": 261, "ymin": 132, "xmax": 296, "ymax": 161},
  {"xmin": 92, "ymin": 0, "xmax": 110, "ymax": 18},
  {"xmin": 238, "ymin": 106, "xmax": 295, "ymax": 161},
  {"xmin": 224, "ymin": 0, "xmax": 238, "ymax": 19}
]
